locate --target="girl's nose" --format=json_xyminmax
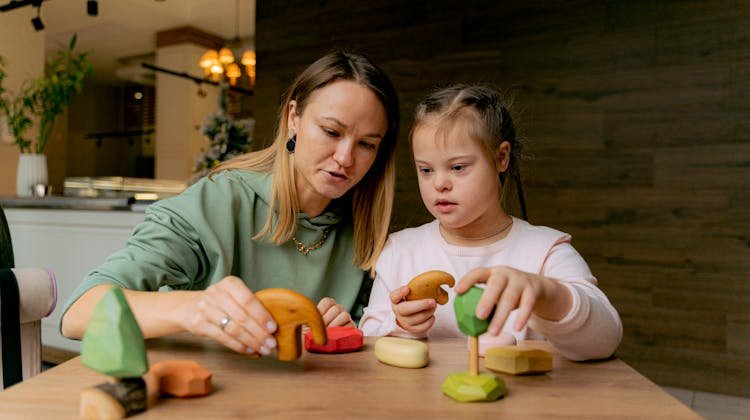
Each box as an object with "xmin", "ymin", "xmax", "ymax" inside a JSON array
[
  {"xmin": 333, "ymin": 139, "xmax": 354, "ymax": 168},
  {"xmin": 433, "ymin": 172, "xmax": 451, "ymax": 191}
]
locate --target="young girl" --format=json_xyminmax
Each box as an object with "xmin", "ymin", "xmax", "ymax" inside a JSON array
[{"xmin": 359, "ymin": 84, "xmax": 622, "ymax": 361}]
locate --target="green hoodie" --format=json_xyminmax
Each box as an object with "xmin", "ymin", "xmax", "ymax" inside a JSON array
[{"xmin": 61, "ymin": 170, "xmax": 372, "ymax": 328}]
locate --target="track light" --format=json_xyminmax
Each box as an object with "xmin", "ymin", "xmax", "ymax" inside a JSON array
[
  {"xmin": 86, "ymin": 0, "xmax": 97, "ymax": 16},
  {"xmin": 30, "ymin": 1, "xmax": 43, "ymax": 31}
]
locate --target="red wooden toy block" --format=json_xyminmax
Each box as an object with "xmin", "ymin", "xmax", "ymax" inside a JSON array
[{"xmin": 304, "ymin": 326, "xmax": 363, "ymax": 353}]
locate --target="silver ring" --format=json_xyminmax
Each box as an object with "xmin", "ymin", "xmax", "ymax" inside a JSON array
[{"xmin": 219, "ymin": 315, "xmax": 231, "ymax": 331}]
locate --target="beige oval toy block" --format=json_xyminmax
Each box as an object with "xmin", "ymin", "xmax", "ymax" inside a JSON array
[
  {"xmin": 406, "ymin": 270, "xmax": 455, "ymax": 305},
  {"xmin": 374, "ymin": 337, "xmax": 429, "ymax": 368},
  {"xmin": 484, "ymin": 346, "xmax": 553, "ymax": 375}
]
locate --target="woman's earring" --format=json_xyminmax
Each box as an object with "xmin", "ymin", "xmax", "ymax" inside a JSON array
[{"xmin": 286, "ymin": 134, "xmax": 296, "ymax": 153}]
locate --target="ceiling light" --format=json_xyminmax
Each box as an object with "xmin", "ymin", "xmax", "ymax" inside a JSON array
[{"xmin": 197, "ymin": 0, "xmax": 255, "ymax": 86}]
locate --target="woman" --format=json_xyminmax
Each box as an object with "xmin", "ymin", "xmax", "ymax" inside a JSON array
[{"xmin": 61, "ymin": 50, "xmax": 400, "ymax": 356}]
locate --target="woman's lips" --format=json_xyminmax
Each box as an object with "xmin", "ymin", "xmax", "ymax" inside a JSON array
[{"xmin": 323, "ymin": 170, "xmax": 349, "ymax": 183}]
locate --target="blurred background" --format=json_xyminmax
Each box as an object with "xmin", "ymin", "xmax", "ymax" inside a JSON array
[{"xmin": 1, "ymin": 1, "xmax": 748, "ymax": 416}]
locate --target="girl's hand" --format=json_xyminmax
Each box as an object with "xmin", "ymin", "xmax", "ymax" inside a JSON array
[
  {"xmin": 389, "ymin": 286, "xmax": 437, "ymax": 335},
  {"xmin": 182, "ymin": 276, "xmax": 278, "ymax": 355},
  {"xmin": 455, "ymin": 266, "xmax": 572, "ymax": 336},
  {"xmin": 317, "ymin": 297, "xmax": 355, "ymax": 327}
]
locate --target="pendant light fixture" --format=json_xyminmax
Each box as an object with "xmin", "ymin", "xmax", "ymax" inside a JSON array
[{"xmin": 198, "ymin": 0, "xmax": 255, "ymax": 86}]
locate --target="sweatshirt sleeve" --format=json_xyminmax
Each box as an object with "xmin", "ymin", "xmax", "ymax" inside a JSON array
[
  {"xmin": 60, "ymin": 178, "xmax": 218, "ymax": 321},
  {"xmin": 359, "ymin": 238, "xmax": 422, "ymax": 338},
  {"xmin": 527, "ymin": 241, "xmax": 623, "ymax": 361}
]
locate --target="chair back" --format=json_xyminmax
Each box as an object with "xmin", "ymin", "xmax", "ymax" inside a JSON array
[{"xmin": 1, "ymin": 268, "xmax": 57, "ymax": 389}]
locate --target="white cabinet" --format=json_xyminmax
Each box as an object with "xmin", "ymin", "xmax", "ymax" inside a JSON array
[{"xmin": 5, "ymin": 208, "xmax": 145, "ymax": 352}]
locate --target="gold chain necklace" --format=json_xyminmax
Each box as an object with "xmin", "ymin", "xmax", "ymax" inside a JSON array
[{"xmin": 292, "ymin": 228, "xmax": 329, "ymax": 255}]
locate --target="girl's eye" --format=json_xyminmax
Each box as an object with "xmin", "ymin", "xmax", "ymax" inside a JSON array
[
  {"xmin": 451, "ymin": 164, "xmax": 467, "ymax": 171},
  {"xmin": 418, "ymin": 167, "xmax": 432, "ymax": 174}
]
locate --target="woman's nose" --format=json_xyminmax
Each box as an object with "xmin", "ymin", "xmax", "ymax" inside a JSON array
[{"xmin": 333, "ymin": 140, "xmax": 354, "ymax": 168}]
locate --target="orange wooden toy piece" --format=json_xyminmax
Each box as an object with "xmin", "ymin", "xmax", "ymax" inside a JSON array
[
  {"xmin": 255, "ymin": 288, "xmax": 327, "ymax": 361},
  {"xmin": 406, "ymin": 270, "xmax": 455, "ymax": 305},
  {"xmin": 144, "ymin": 359, "xmax": 212, "ymax": 400},
  {"xmin": 304, "ymin": 326, "xmax": 363, "ymax": 353}
]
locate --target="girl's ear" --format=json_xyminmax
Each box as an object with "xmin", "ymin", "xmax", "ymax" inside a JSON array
[
  {"xmin": 496, "ymin": 141, "xmax": 511, "ymax": 173},
  {"xmin": 287, "ymin": 100, "xmax": 299, "ymax": 134}
]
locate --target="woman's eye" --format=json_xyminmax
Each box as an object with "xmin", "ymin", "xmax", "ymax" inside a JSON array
[
  {"xmin": 359, "ymin": 141, "xmax": 377, "ymax": 150},
  {"xmin": 323, "ymin": 128, "xmax": 338, "ymax": 137}
]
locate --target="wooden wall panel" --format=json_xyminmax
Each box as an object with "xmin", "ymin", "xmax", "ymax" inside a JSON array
[{"xmin": 256, "ymin": 0, "xmax": 750, "ymax": 397}]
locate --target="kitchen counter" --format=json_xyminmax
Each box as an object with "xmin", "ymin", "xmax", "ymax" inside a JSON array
[{"xmin": 0, "ymin": 196, "xmax": 136, "ymax": 211}]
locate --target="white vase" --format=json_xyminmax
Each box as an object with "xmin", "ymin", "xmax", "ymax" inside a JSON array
[{"xmin": 16, "ymin": 153, "xmax": 48, "ymax": 197}]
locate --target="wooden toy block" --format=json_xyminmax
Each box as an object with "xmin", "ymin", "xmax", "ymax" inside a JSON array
[
  {"xmin": 304, "ymin": 325, "xmax": 363, "ymax": 353},
  {"xmin": 484, "ymin": 346, "xmax": 553, "ymax": 375},
  {"xmin": 145, "ymin": 359, "xmax": 212, "ymax": 398},
  {"xmin": 453, "ymin": 286, "xmax": 492, "ymax": 337},
  {"xmin": 374, "ymin": 337, "xmax": 429, "ymax": 368},
  {"xmin": 81, "ymin": 288, "xmax": 148, "ymax": 378},
  {"xmin": 406, "ymin": 270, "xmax": 455, "ymax": 304},
  {"xmin": 441, "ymin": 372, "xmax": 506, "ymax": 402},
  {"xmin": 255, "ymin": 288, "xmax": 327, "ymax": 361},
  {"xmin": 80, "ymin": 377, "xmax": 147, "ymax": 419}
]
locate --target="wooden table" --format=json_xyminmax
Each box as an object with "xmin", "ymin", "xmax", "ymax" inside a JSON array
[{"xmin": 0, "ymin": 336, "xmax": 699, "ymax": 419}]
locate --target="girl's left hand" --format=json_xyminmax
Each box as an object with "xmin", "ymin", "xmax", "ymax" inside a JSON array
[
  {"xmin": 317, "ymin": 297, "xmax": 355, "ymax": 327},
  {"xmin": 455, "ymin": 266, "xmax": 572, "ymax": 336}
]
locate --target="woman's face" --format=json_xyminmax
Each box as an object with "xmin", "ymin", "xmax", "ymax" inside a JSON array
[{"xmin": 289, "ymin": 80, "xmax": 388, "ymax": 215}]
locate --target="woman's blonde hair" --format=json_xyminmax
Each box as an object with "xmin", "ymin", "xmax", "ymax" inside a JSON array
[
  {"xmin": 411, "ymin": 84, "xmax": 528, "ymax": 220},
  {"xmin": 211, "ymin": 50, "xmax": 400, "ymax": 272}
]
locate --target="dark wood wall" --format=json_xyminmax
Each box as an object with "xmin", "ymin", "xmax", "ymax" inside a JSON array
[{"xmin": 255, "ymin": 0, "xmax": 750, "ymax": 397}]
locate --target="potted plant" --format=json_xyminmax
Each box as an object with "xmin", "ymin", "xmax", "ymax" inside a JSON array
[{"xmin": 0, "ymin": 35, "xmax": 92, "ymax": 196}]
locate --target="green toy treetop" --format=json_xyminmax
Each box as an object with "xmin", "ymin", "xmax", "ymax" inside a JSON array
[
  {"xmin": 454, "ymin": 286, "xmax": 493, "ymax": 337},
  {"xmin": 81, "ymin": 287, "xmax": 148, "ymax": 378}
]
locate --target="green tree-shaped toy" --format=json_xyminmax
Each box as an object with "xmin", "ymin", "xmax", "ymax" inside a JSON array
[
  {"xmin": 81, "ymin": 287, "xmax": 148, "ymax": 377},
  {"xmin": 441, "ymin": 286, "xmax": 506, "ymax": 402}
]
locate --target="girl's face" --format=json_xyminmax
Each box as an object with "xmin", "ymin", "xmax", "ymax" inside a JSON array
[
  {"xmin": 289, "ymin": 80, "xmax": 388, "ymax": 215},
  {"xmin": 412, "ymin": 118, "xmax": 507, "ymax": 236}
]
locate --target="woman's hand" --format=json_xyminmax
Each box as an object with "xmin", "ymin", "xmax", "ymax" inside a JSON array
[
  {"xmin": 317, "ymin": 297, "xmax": 355, "ymax": 327},
  {"xmin": 455, "ymin": 266, "xmax": 573, "ymax": 336},
  {"xmin": 389, "ymin": 286, "xmax": 437, "ymax": 335},
  {"xmin": 182, "ymin": 276, "xmax": 278, "ymax": 355}
]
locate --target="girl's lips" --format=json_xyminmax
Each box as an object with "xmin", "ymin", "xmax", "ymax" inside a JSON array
[{"xmin": 434, "ymin": 200, "xmax": 457, "ymax": 213}]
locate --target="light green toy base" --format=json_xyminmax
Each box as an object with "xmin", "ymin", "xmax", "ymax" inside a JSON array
[{"xmin": 441, "ymin": 372, "xmax": 506, "ymax": 402}]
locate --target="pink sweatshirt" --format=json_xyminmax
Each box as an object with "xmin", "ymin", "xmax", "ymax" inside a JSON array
[{"xmin": 359, "ymin": 218, "xmax": 623, "ymax": 361}]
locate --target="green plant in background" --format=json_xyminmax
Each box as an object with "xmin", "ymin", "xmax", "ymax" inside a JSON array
[
  {"xmin": 0, "ymin": 35, "xmax": 92, "ymax": 153},
  {"xmin": 190, "ymin": 83, "xmax": 253, "ymax": 184}
]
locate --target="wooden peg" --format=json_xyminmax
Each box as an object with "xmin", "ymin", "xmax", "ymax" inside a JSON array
[
  {"xmin": 255, "ymin": 288, "xmax": 327, "ymax": 361},
  {"xmin": 406, "ymin": 270, "xmax": 455, "ymax": 304}
]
